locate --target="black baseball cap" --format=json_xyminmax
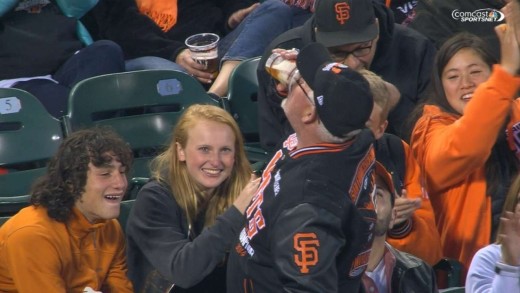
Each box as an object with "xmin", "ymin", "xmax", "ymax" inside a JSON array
[
  {"xmin": 296, "ymin": 43, "xmax": 373, "ymax": 138},
  {"xmin": 374, "ymin": 161, "xmax": 397, "ymax": 205},
  {"xmin": 314, "ymin": 0, "xmax": 378, "ymax": 48}
]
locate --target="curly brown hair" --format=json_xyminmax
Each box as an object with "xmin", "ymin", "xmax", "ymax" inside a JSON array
[{"xmin": 30, "ymin": 128, "xmax": 133, "ymax": 222}]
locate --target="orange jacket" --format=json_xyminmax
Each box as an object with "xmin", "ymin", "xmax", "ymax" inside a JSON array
[
  {"xmin": 387, "ymin": 140, "xmax": 443, "ymax": 266},
  {"xmin": 0, "ymin": 206, "xmax": 133, "ymax": 292},
  {"xmin": 410, "ymin": 65, "xmax": 520, "ymax": 273}
]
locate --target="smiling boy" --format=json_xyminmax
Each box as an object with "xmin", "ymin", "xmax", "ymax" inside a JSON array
[{"xmin": 0, "ymin": 128, "xmax": 134, "ymax": 292}]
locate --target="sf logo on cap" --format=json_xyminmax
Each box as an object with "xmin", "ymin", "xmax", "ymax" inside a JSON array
[
  {"xmin": 335, "ymin": 2, "xmax": 350, "ymax": 25},
  {"xmin": 322, "ymin": 62, "xmax": 348, "ymax": 74}
]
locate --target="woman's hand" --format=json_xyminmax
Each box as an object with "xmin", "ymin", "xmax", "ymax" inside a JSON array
[
  {"xmin": 500, "ymin": 203, "xmax": 520, "ymax": 266},
  {"xmin": 393, "ymin": 189, "xmax": 422, "ymax": 225},
  {"xmin": 233, "ymin": 174, "xmax": 261, "ymax": 213},
  {"xmin": 496, "ymin": 0, "xmax": 520, "ymax": 75},
  {"xmin": 227, "ymin": 3, "xmax": 260, "ymax": 30}
]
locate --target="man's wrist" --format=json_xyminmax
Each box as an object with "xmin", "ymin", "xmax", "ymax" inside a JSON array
[{"xmin": 495, "ymin": 261, "xmax": 520, "ymax": 277}]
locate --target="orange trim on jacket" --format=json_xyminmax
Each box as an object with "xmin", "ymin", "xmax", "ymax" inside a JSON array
[
  {"xmin": 0, "ymin": 206, "xmax": 133, "ymax": 292},
  {"xmin": 387, "ymin": 140, "xmax": 442, "ymax": 266},
  {"xmin": 410, "ymin": 65, "xmax": 520, "ymax": 274}
]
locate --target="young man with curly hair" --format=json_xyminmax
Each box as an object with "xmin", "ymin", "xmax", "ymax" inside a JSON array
[{"xmin": 0, "ymin": 128, "xmax": 134, "ymax": 292}]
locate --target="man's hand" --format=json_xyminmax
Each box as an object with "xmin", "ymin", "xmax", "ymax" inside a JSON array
[
  {"xmin": 227, "ymin": 3, "xmax": 260, "ymax": 30},
  {"xmin": 269, "ymin": 48, "xmax": 299, "ymax": 96},
  {"xmin": 175, "ymin": 49, "xmax": 214, "ymax": 84}
]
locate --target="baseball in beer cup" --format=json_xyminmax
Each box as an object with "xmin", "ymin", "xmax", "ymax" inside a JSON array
[{"xmin": 265, "ymin": 51, "xmax": 298, "ymax": 86}]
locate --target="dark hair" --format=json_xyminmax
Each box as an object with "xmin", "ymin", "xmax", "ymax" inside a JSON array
[
  {"xmin": 31, "ymin": 128, "xmax": 133, "ymax": 222},
  {"xmin": 405, "ymin": 32, "xmax": 497, "ymax": 139},
  {"xmin": 406, "ymin": 33, "xmax": 518, "ymax": 237}
]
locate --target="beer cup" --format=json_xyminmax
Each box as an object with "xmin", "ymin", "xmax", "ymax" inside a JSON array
[
  {"xmin": 185, "ymin": 33, "xmax": 220, "ymax": 78},
  {"xmin": 265, "ymin": 52, "xmax": 298, "ymax": 86}
]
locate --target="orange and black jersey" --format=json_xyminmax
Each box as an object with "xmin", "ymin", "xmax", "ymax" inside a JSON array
[{"xmin": 227, "ymin": 130, "xmax": 377, "ymax": 293}]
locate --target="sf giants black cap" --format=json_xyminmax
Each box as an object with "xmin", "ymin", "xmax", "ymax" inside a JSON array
[
  {"xmin": 374, "ymin": 161, "xmax": 397, "ymax": 205},
  {"xmin": 296, "ymin": 43, "xmax": 373, "ymax": 139},
  {"xmin": 314, "ymin": 0, "xmax": 378, "ymax": 48}
]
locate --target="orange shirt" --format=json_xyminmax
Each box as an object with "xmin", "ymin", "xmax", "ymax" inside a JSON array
[
  {"xmin": 0, "ymin": 206, "xmax": 133, "ymax": 292},
  {"xmin": 387, "ymin": 140, "xmax": 442, "ymax": 266},
  {"xmin": 410, "ymin": 65, "xmax": 520, "ymax": 273}
]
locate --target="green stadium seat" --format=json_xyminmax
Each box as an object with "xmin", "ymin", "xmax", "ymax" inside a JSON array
[
  {"xmin": 0, "ymin": 215, "xmax": 11, "ymax": 227},
  {"xmin": 434, "ymin": 257, "xmax": 464, "ymax": 289},
  {"xmin": 118, "ymin": 199, "xmax": 136, "ymax": 234},
  {"xmin": 63, "ymin": 69, "xmax": 219, "ymax": 182},
  {"xmin": 0, "ymin": 88, "xmax": 63, "ymax": 197},
  {"xmin": 0, "ymin": 195, "xmax": 31, "ymax": 217},
  {"xmin": 223, "ymin": 57, "xmax": 270, "ymax": 163}
]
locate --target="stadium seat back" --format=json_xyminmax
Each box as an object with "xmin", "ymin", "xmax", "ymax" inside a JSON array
[{"xmin": 0, "ymin": 88, "xmax": 63, "ymax": 197}]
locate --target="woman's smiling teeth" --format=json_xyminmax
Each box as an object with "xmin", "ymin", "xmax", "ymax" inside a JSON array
[
  {"xmin": 461, "ymin": 93, "xmax": 473, "ymax": 100},
  {"xmin": 202, "ymin": 168, "xmax": 222, "ymax": 175}
]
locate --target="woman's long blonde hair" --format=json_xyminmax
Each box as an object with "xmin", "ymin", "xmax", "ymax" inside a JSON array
[{"xmin": 150, "ymin": 104, "xmax": 251, "ymax": 228}]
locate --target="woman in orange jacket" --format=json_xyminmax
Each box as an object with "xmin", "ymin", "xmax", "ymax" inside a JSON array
[{"xmin": 408, "ymin": 3, "xmax": 520, "ymax": 277}]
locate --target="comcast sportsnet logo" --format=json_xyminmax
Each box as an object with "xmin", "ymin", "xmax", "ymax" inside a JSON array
[{"xmin": 452, "ymin": 9, "xmax": 504, "ymax": 22}]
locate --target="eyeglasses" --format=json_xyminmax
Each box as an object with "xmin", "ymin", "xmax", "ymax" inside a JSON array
[
  {"xmin": 288, "ymin": 71, "xmax": 314, "ymax": 104},
  {"xmin": 329, "ymin": 41, "xmax": 373, "ymax": 62}
]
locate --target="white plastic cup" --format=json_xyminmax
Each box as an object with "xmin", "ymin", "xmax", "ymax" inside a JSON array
[
  {"xmin": 265, "ymin": 52, "xmax": 298, "ymax": 86},
  {"xmin": 185, "ymin": 33, "xmax": 220, "ymax": 77}
]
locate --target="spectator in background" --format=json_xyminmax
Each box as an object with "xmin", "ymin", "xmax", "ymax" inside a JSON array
[
  {"xmin": 208, "ymin": 0, "xmax": 315, "ymax": 98},
  {"xmin": 363, "ymin": 162, "xmax": 437, "ymax": 293},
  {"xmin": 409, "ymin": 0, "xmax": 505, "ymax": 59},
  {"xmin": 125, "ymin": 105, "xmax": 260, "ymax": 292},
  {"xmin": 377, "ymin": 0, "xmax": 418, "ymax": 25},
  {"xmin": 361, "ymin": 69, "xmax": 442, "ymax": 266},
  {"xmin": 0, "ymin": 128, "xmax": 134, "ymax": 292},
  {"xmin": 0, "ymin": 0, "xmax": 125, "ymax": 118},
  {"xmin": 466, "ymin": 173, "xmax": 520, "ymax": 293},
  {"xmin": 257, "ymin": 0, "xmax": 436, "ymax": 152},
  {"xmin": 408, "ymin": 1, "xmax": 520, "ymax": 277},
  {"xmin": 84, "ymin": 0, "xmax": 299, "ymax": 97}
]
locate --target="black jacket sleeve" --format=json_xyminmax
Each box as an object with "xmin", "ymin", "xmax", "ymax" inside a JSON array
[{"xmin": 127, "ymin": 181, "xmax": 246, "ymax": 288}]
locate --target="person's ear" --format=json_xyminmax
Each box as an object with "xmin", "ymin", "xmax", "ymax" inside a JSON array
[
  {"xmin": 176, "ymin": 142, "xmax": 186, "ymax": 162},
  {"xmin": 389, "ymin": 207, "xmax": 397, "ymax": 229},
  {"xmin": 302, "ymin": 105, "xmax": 318, "ymax": 124},
  {"xmin": 373, "ymin": 119, "xmax": 388, "ymax": 139}
]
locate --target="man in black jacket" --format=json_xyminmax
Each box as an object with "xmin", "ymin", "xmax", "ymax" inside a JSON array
[
  {"xmin": 363, "ymin": 162, "xmax": 437, "ymax": 292},
  {"xmin": 227, "ymin": 42, "xmax": 377, "ymax": 292},
  {"xmin": 257, "ymin": 0, "xmax": 436, "ymax": 151}
]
